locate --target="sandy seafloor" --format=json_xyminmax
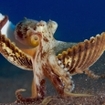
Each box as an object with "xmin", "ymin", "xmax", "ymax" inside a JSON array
[{"xmin": 0, "ymin": 47, "xmax": 105, "ymax": 104}]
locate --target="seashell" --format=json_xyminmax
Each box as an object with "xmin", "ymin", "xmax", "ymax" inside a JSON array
[{"xmin": 57, "ymin": 33, "xmax": 105, "ymax": 75}]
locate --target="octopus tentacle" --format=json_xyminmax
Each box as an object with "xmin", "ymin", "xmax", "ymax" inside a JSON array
[
  {"xmin": 15, "ymin": 89, "xmax": 41, "ymax": 104},
  {"xmin": 47, "ymin": 54, "xmax": 92, "ymax": 97},
  {"xmin": 56, "ymin": 33, "xmax": 105, "ymax": 96},
  {"xmin": 42, "ymin": 63, "xmax": 65, "ymax": 96},
  {"xmin": 15, "ymin": 78, "xmax": 46, "ymax": 103},
  {"xmin": 15, "ymin": 89, "xmax": 52, "ymax": 105}
]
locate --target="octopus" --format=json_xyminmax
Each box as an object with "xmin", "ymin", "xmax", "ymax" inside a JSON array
[{"xmin": 0, "ymin": 13, "xmax": 105, "ymax": 104}]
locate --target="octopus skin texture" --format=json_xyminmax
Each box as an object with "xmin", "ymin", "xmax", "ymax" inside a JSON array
[{"xmin": 0, "ymin": 14, "xmax": 105, "ymax": 104}]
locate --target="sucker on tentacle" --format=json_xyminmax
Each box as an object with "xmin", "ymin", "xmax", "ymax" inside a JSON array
[{"xmin": 1, "ymin": 14, "xmax": 105, "ymax": 104}]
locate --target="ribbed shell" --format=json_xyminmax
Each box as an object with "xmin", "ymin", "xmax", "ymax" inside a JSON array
[
  {"xmin": 57, "ymin": 33, "xmax": 105, "ymax": 74},
  {"xmin": 0, "ymin": 34, "xmax": 33, "ymax": 70}
]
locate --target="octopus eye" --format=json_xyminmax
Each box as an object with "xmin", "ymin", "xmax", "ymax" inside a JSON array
[
  {"xmin": 26, "ymin": 30, "xmax": 39, "ymax": 47},
  {"xmin": 29, "ymin": 35, "xmax": 39, "ymax": 47}
]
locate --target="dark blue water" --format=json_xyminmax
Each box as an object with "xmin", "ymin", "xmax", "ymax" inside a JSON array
[{"xmin": 0, "ymin": 0, "xmax": 105, "ymax": 42}]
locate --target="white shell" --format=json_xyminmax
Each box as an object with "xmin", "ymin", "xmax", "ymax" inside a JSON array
[{"xmin": 0, "ymin": 13, "xmax": 14, "ymax": 36}]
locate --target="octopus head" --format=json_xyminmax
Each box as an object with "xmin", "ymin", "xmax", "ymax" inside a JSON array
[
  {"xmin": 35, "ymin": 20, "xmax": 58, "ymax": 50},
  {"xmin": 14, "ymin": 18, "xmax": 58, "ymax": 49},
  {"xmin": 14, "ymin": 18, "xmax": 39, "ymax": 47}
]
